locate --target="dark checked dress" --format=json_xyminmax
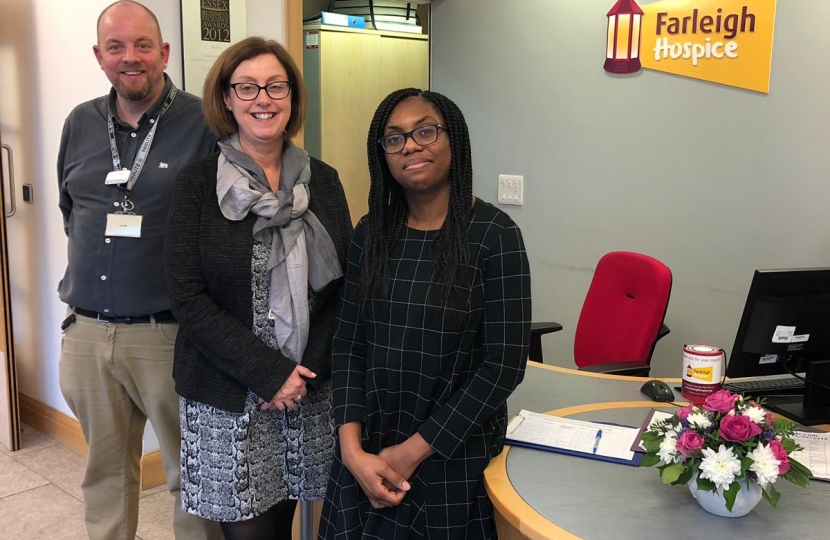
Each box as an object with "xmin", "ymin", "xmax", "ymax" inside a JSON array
[{"xmin": 319, "ymin": 200, "xmax": 531, "ymax": 540}]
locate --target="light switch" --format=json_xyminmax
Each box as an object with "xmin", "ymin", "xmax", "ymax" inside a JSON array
[{"xmin": 497, "ymin": 174, "xmax": 523, "ymax": 206}]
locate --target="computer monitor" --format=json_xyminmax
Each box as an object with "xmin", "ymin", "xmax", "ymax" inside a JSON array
[{"xmin": 726, "ymin": 268, "xmax": 830, "ymax": 425}]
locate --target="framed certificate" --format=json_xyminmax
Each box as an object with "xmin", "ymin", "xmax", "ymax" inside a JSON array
[{"xmin": 181, "ymin": 0, "xmax": 247, "ymax": 96}]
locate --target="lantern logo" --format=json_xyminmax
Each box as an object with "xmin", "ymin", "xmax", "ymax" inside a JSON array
[
  {"xmin": 604, "ymin": 0, "xmax": 644, "ymax": 74},
  {"xmin": 604, "ymin": 0, "xmax": 777, "ymax": 93}
]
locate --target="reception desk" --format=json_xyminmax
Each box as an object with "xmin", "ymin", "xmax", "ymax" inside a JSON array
[{"xmin": 486, "ymin": 362, "xmax": 830, "ymax": 540}]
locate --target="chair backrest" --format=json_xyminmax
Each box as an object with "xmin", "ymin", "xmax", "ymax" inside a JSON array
[{"xmin": 574, "ymin": 251, "xmax": 672, "ymax": 369}]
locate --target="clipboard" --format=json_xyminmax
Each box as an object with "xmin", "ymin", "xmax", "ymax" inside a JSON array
[
  {"xmin": 505, "ymin": 409, "xmax": 644, "ymax": 467},
  {"xmin": 506, "ymin": 437, "xmax": 646, "ymax": 467}
]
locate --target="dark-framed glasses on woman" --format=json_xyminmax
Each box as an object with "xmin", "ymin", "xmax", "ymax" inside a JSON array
[
  {"xmin": 227, "ymin": 81, "xmax": 292, "ymax": 101},
  {"xmin": 379, "ymin": 123, "xmax": 445, "ymax": 154}
]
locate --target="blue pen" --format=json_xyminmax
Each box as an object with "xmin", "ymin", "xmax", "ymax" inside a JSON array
[{"xmin": 592, "ymin": 429, "xmax": 603, "ymax": 454}]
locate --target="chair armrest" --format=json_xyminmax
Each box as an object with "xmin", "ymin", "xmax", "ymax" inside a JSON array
[
  {"xmin": 530, "ymin": 322, "xmax": 563, "ymax": 335},
  {"xmin": 578, "ymin": 361, "xmax": 651, "ymax": 377},
  {"xmin": 529, "ymin": 322, "xmax": 563, "ymax": 363}
]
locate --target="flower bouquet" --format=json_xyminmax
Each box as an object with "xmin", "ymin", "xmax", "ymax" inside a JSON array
[{"xmin": 641, "ymin": 390, "xmax": 812, "ymax": 514}]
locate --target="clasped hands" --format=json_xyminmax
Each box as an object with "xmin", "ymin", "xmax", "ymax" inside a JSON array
[
  {"xmin": 256, "ymin": 365, "xmax": 316, "ymax": 411},
  {"xmin": 343, "ymin": 434, "xmax": 433, "ymax": 510}
]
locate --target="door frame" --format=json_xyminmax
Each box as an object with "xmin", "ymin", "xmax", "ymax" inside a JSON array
[
  {"xmin": 0, "ymin": 140, "xmax": 21, "ymax": 452},
  {"xmin": 286, "ymin": 0, "xmax": 304, "ymax": 146}
]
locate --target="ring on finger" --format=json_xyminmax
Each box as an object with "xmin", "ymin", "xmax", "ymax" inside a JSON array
[{"xmin": 295, "ymin": 393, "xmax": 302, "ymax": 402}]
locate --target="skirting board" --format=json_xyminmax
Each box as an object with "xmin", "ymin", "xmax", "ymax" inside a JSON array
[{"xmin": 18, "ymin": 393, "xmax": 167, "ymax": 490}]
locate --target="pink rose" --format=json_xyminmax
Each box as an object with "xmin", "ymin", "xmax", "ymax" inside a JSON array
[
  {"xmin": 703, "ymin": 390, "xmax": 738, "ymax": 413},
  {"xmin": 769, "ymin": 440, "xmax": 790, "ymax": 475},
  {"xmin": 719, "ymin": 415, "xmax": 762, "ymax": 442},
  {"xmin": 676, "ymin": 430, "xmax": 705, "ymax": 458},
  {"xmin": 677, "ymin": 404, "xmax": 695, "ymax": 421}
]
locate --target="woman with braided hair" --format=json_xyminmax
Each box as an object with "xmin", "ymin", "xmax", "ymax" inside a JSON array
[{"xmin": 319, "ymin": 89, "xmax": 532, "ymax": 539}]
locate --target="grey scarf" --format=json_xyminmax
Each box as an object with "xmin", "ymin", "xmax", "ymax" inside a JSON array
[{"xmin": 216, "ymin": 134, "xmax": 342, "ymax": 362}]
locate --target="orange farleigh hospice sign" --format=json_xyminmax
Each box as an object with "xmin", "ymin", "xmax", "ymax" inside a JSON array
[{"xmin": 604, "ymin": 0, "xmax": 777, "ymax": 93}]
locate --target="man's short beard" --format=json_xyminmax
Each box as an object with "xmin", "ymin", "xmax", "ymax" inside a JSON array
[{"xmin": 117, "ymin": 80, "xmax": 155, "ymax": 102}]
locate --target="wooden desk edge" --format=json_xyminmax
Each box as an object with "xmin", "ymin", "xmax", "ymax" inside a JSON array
[
  {"xmin": 487, "ymin": 448, "xmax": 579, "ymax": 540},
  {"xmin": 527, "ymin": 361, "xmax": 682, "ymax": 383}
]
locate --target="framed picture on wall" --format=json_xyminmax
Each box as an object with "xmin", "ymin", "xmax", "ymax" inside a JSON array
[{"xmin": 181, "ymin": 0, "xmax": 247, "ymax": 97}]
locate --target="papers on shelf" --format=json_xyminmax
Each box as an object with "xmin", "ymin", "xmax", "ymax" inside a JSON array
[
  {"xmin": 791, "ymin": 431, "xmax": 830, "ymax": 482},
  {"xmin": 329, "ymin": 0, "xmax": 424, "ymax": 33},
  {"xmin": 506, "ymin": 409, "xmax": 642, "ymax": 466},
  {"xmin": 370, "ymin": 21, "xmax": 423, "ymax": 33}
]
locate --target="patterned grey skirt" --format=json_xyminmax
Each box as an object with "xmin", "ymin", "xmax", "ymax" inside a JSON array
[
  {"xmin": 179, "ymin": 381, "xmax": 334, "ymax": 522},
  {"xmin": 179, "ymin": 241, "xmax": 334, "ymax": 522}
]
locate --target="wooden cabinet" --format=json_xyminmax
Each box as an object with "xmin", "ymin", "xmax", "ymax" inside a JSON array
[{"xmin": 303, "ymin": 25, "xmax": 429, "ymax": 223}]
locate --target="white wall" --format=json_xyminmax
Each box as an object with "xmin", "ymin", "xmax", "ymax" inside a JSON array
[
  {"xmin": 248, "ymin": 0, "xmax": 286, "ymax": 43},
  {"xmin": 430, "ymin": 0, "xmax": 830, "ymax": 377},
  {"xmin": 0, "ymin": 0, "xmax": 284, "ymax": 451}
]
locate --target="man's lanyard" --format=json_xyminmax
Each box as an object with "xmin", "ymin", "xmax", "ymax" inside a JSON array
[{"xmin": 107, "ymin": 86, "xmax": 177, "ymax": 199}]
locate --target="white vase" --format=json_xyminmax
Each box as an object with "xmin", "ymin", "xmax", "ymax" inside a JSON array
[{"xmin": 688, "ymin": 474, "xmax": 763, "ymax": 517}]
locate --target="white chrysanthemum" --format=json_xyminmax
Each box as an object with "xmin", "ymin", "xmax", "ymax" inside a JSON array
[
  {"xmin": 743, "ymin": 405, "xmax": 767, "ymax": 425},
  {"xmin": 687, "ymin": 412, "xmax": 712, "ymax": 429},
  {"xmin": 748, "ymin": 443, "xmax": 781, "ymax": 487},
  {"xmin": 657, "ymin": 435, "xmax": 679, "ymax": 464},
  {"xmin": 699, "ymin": 445, "xmax": 742, "ymax": 490}
]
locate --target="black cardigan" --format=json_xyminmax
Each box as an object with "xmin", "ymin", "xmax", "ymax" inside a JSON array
[{"xmin": 164, "ymin": 153, "xmax": 352, "ymax": 412}]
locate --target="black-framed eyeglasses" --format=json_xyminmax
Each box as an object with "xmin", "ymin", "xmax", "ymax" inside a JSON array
[
  {"xmin": 378, "ymin": 124, "xmax": 446, "ymax": 154},
  {"xmin": 227, "ymin": 81, "xmax": 292, "ymax": 101}
]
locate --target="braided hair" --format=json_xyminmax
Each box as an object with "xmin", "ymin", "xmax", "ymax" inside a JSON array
[{"xmin": 361, "ymin": 88, "xmax": 474, "ymax": 301}]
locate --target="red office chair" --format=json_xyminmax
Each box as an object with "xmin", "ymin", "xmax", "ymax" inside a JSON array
[{"xmin": 572, "ymin": 251, "xmax": 672, "ymax": 377}]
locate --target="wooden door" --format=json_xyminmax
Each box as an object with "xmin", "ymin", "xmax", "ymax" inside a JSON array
[
  {"xmin": 319, "ymin": 29, "xmax": 381, "ymax": 223},
  {"xmin": 378, "ymin": 35, "xmax": 430, "ymax": 97},
  {"xmin": 0, "ymin": 136, "xmax": 20, "ymax": 451}
]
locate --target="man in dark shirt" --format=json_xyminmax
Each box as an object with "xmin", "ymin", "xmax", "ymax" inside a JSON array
[{"xmin": 57, "ymin": 2, "xmax": 219, "ymax": 539}]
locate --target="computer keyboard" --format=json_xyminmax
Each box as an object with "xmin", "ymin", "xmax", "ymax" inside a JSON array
[{"xmin": 722, "ymin": 376, "xmax": 805, "ymax": 396}]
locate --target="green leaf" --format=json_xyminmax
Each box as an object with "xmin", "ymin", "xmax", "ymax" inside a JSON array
[
  {"xmin": 641, "ymin": 431, "xmax": 661, "ymax": 442},
  {"xmin": 782, "ymin": 438, "xmax": 797, "ymax": 453},
  {"xmin": 696, "ymin": 475, "xmax": 716, "ymax": 492},
  {"xmin": 774, "ymin": 418, "xmax": 796, "ymax": 436},
  {"xmin": 641, "ymin": 433, "xmax": 662, "ymax": 453},
  {"xmin": 640, "ymin": 453, "xmax": 661, "ymax": 468},
  {"xmin": 661, "ymin": 463, "xmax": 685, "ymax": 484},
  {"xmin": 675, "ymin": 466, "xmax": 694, "ymax": 486},
  {"xmin": 783, "ymin": 459, "xmax": 813, "ymax": 487},
  {"xmin": 740, "ymin": 457, "xmax": 754, "ymax": 475},
  {"xmin": 723, "ymin": 482, "xmax": 740, "ymax": 512},
  {"xmin": 761, "ymin": 484, "xmax": 781, "ymax": 508}
]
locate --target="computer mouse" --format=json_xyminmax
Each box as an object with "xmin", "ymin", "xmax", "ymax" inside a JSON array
[{"xmin": 640, "ymin": 380, "xmax": 675, "ymax": 402}]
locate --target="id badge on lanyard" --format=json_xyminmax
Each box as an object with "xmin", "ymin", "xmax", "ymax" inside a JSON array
[{"xmin": 105, "ymin": 87, "xmax": 177, "ymax": 238}]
